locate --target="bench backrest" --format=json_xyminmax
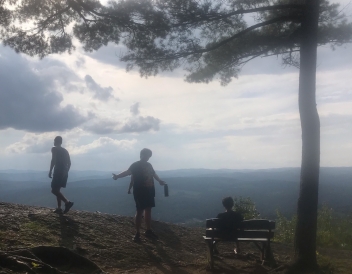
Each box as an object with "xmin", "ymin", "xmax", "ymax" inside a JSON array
[{"xmin": 205, "ymin": 218, "xmax": 275, "ymax": 239}]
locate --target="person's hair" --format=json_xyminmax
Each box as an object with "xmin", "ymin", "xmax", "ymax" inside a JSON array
[
  {"xmin": 54, "ymin": 136, "xmax": 63, "ymax": 144},
  {"xmin": 222, "ymin": 197, "xmax": 234, "ymax": 210},
  {"xmin": 140, "ymin": 148, "xmax": 152, "ymax": 158}
]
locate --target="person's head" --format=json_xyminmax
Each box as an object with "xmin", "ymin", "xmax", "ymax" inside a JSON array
[
  {"xmin": 140, "ymin": 148, "xmax": 152, "ymax": 161},
  {"xmin": 54, "ymin": 136, "xmax": 63, "ymax": 147},
  {"xmin": 222, "ymin": 196, "xmax": 234, "ymax": 211}
]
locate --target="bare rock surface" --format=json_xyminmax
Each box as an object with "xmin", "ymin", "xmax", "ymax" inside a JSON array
[{"xmin": 0, "ymin": 202, "xmax": 350, "ymax": 273}]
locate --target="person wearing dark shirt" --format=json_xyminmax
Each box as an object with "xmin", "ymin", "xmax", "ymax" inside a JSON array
[
  {"xmin": 112, "ymin": 148, "xmax": 166, "ymax": 241},
  {"xmin": 48, "ymin": 136, "xmax": 74, "ymax": 214},
  {"xmin": 217, "ymin": 196, "xmax": 243, "ymax": 254}
]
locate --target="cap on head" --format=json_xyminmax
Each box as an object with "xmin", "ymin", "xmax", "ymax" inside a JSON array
[
  {"xmin": 140, "ymin": 148, "xmax": 152, "ymax": 159},
  {"xmin": 222, "ymin": 196, "xmax": 234, "ymax": 210},
  {"xmin": 54, "ymin": 136, "xmax": 63, "ymax": 145}
]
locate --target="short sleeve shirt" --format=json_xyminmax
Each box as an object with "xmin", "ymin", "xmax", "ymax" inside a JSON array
[
  {"xmin": 128, "ymin": 161, "xmax": 155, "ymax": 194},
  {"xmin": 53, "ymin": 147, "xmax": 70, "ymax": 176}
]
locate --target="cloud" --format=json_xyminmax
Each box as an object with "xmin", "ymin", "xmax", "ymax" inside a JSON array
[
  {"xmin": 5, "ymin": 133, "xmax": 55, "ymax": 154},
  {"xmin": 5, "ymin": 131, "xmax": 137, "ymax": 158},
  {"xmin": 0, "ymin": 46, "xmax": 90, "ymax": 132},
  {"xmin": 84, "ymin": 103, "xmax": 160, "ymax": 134},
  {"xmin": 119, "ymin": 116, "xmax": 160, "ymax": 133},
  {"xmin": 130, "ymin": 102, "xmax": 140, "ymax": 115},
  {"xmin": 84, "ymin": 119, "xmax": 120, "ymax": 135},
  {"xmin": 85, "ymin": 75, "xmax": 118, "ymax": 102},
  {"xmin": 68, "ymin": 137, "xmax": 137, "ymax": 155},
  {"xmin": 84, "ymin": 44, "xmax": 126, "ymax": 68}
]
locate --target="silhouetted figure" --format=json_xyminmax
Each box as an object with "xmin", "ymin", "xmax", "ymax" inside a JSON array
[
  {"xmin": 112, "ymin": 148, "xmax": 166, "ymax": 242},
  {"xmin": 49, "ymin": 136, "xmax": 74, "ymax": 214},
  {"xmin": 217, "ymin": 196, "xmax": 243, "ymax": 254}
]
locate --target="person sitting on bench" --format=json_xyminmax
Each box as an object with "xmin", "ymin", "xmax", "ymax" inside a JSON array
[{"xmin": 217, "ymin": 196, "xmax": 244, "ymax": 254}]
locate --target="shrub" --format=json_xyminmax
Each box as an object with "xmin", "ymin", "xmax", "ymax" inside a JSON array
[
  {"xmin": 233, "ymin": 196, "xmax": 260, "ymax": 220},
  {"xmin": 275, "ymin": 205, "xmax": 352, "ymax": 250}
]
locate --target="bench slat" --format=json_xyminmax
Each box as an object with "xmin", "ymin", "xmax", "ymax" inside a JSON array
[
  {"xmin": 206, "ymin": 218, "xmax": 275, "ymax": 230},
  {"xmin": 205, "ymin": 229, "xmax": 274, "ymax": 239}
]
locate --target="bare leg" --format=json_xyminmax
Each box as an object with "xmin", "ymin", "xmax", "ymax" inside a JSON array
[
  {"xmin": 135, "ymin": 209, "xmax": 143, "ymax": 234},
  {"xmin": 234, "ymin": 241, "xmax": 241, "ymax": 254},
  {"xmin": 51, "ymin": 188, "xmax": 69, "ymax": 205},
  {"xmin": 56, "ymin": 196, "xmax": 61, "ymax": 209},
  {"xmin": 144, "ymin": 207, "xmax": 152, "ymax": 230}
]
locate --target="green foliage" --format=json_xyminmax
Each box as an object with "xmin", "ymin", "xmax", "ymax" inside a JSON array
[
  {"xmin": 0, "ymin": 0, "xmax": 351, "ymax": 80},
  {"xmin": 275, "ymin": 205, "xmax": 352, "ymax": 250},
  {"xmin": 233, "ymin": 196, "xmax": 260, "ymax": 220},
  {"xmin": 275, "ymin": 209, "xmax": 297, "ymax": 244}
]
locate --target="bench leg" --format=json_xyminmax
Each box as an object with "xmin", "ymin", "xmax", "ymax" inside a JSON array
[
  {"xmin": 264, "ymin": 241, "xmax": 276, "ymax": 267},
  {"xmin": 205, "ymin": 240, "xmax": 214, "ymax": 269}
]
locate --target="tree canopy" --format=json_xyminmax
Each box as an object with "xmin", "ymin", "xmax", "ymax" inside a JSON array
[{"xmin": 1, "ymin": 0, "xmax": 351, "ymax": 80}]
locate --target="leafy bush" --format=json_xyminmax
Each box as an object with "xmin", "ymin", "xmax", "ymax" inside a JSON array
[
  {"xmin": 233, "ymin": 196, "xmax": 260, "ymax": 220},
  {"xmin": 275, "ymin": 205, "xmax": 352, "ymax": 250}
]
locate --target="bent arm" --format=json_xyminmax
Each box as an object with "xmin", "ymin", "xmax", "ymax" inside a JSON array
[
  {"xmin": 48, "ymin": 147, "xmax": 56, "ymax": 178},
  {"xmin": 67, "ymin": 153, "xmax": 71, "ymax": 172},
  {"xmin": 112, "ymin": 169, "xmax": 132, "ymax": 180},
  {"xmin": 153, "ymin": 173, "xmax": 166, "ymax": 185}
]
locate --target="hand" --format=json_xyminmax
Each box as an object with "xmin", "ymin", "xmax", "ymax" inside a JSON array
[
  {"xmin": 112, "ymin": 173, "xmax": 118, "ymax": 180},
  {"xmin": 128, "ymin": 190, "xmax": 131, "ymax": 194},
  {"xmin": 48, "ymin": 172, "xmax": 52, "ymax": 179},
  {"xmin": 159, "ymin": 180, "xmax": 166, "ymax": 186}
]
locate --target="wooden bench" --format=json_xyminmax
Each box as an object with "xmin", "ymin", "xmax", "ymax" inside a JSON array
[{"xmin": 203, "ymin": 218, "xmax": 276, "ymax": 269}]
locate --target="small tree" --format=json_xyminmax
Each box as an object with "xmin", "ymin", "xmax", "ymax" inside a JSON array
[{"xmin": 233, "ymin": 196, "xmax": 260, "ymax": 220}]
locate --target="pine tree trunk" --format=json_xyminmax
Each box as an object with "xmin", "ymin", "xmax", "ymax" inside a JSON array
[{"xmin": 294, "ymin": 0, "xmax": 320, "ymax": 271}]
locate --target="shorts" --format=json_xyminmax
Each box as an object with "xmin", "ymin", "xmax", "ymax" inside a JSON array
[
  {"xmin": 133, "ymin": 188, "xmax": 155, "ymax": 211},
  {"xmin": 51, "ymin": 173, "xmax": 68, "ymax": 189}
]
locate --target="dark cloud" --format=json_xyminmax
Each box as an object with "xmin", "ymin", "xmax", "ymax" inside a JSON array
[
  {"xmin": 85, "ymin": 75, "xmax": 118, "ymax": 102},
  {"xmin": 84, "ymin": 103, "xmax": 160, "ymax": 134},
  {"xmin": 84, "ymin": 119, "xmax": 119, "ymax": 135},
  {"xmin": 130, "ymin": 102, "xmax": 140, "ymax": 115},
  {"xmin": 0, "ymin": 46, "xmax": 89, "ymax": 132},
  {"xmin": 119, "ymin": 116, "xmax": 160, "ymax": 133}
]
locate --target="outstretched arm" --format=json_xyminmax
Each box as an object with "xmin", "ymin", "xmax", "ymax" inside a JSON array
[
  {"xmin": 112, "ymin": 169, "xmax": 132, "ymax": 180},
  {"xmin": 153, "ymin": 173, "xmax": 166, "ymax": 186}
]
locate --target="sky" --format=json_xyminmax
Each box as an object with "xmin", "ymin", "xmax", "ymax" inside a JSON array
[{"xmin": 0, "ymin": 1, "xmax": 351, "ymax": 172}]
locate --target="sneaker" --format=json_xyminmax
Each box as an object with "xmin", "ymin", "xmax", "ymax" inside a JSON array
[
  {"xmin": 53, "ymin": 208, "xmax": 63, "ymax": 214},
  {"xmin": 133, "ymin": 232, "xmax": 141, "ymax": 242},
  {"xmin": 63, "ymin": 201, "xmax": 74, "ymax": 214},
  {"xmin": 145, "ymin": 229, "xmax": 158, "ymax": 239}
]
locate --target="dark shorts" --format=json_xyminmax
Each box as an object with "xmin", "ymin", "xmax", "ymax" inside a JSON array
[
  {"xmin": 51, "ymin": 173, "xmax": 68, "ymax": 189},
  {"xmin": 133, "ymin": 188, "xmax": 155, "ymax": 211}
]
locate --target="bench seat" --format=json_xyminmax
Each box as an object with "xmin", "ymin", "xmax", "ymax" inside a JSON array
[{"xmin": 203, "ymin": 218, "xmax": 276, "ymax": 269}]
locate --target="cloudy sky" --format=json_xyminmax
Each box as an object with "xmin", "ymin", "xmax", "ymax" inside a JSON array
[{"xmin": 0, "ymin": 1, "xmax": 351, "ymax": 172}]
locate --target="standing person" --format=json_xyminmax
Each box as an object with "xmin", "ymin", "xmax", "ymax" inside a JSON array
[
  {"xmin": 48, "ymin": 136, "xmax": 74, "ymax": 214},
  {"xmin": 112, "ymin": 148, "xmax": 166, "ymax": 241},
  {"xmin": 217, "ymin": 197, "xmax": 243, "ymax": 254}
]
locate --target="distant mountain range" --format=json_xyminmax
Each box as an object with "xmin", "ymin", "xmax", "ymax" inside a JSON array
[{"xmin": 0, "ymin": 167, "xmax": 351, "ymax": 226}]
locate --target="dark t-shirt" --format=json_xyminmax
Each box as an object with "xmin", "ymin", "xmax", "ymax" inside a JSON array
[
  {"xmin": 53, "ymin": 147, "xmax": 70, "ymax": 176},
  {"xmin": 128, "ymin": 161, "xmax": 155, "ymax": 196},
  {"xmin": 216, "ymin": 211, "xmax": 243, "ymax": 236}
]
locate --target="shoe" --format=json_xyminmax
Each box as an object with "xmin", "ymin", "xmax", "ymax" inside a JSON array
[
  {"xmin": 63, "ymin": 201, "xmax": 74, "ymax": 214},
  {"xmin": 53, "ymin": 208, "xmax": 63, "ymax": 214},
  {"xmin": 133, "ymin": 232, "xmax": 141, "ymax": 242},
  {"xmin": 145, "ymin": 229, "xmax": 158, "ymax": 239}
]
